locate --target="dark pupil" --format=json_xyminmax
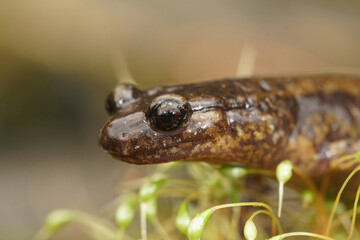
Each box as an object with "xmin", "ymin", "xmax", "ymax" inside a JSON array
[
  {"xmin": 160, "ymin": 110, "xmax": 176, "ymax": 124},
  {"xmin": 152, "ymin": 101, "xmax": 185, "ymax": 131}
]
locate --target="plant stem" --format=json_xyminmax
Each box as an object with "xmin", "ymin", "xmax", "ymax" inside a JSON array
[
  {"xmin": 326, "ymin": 165, "xmax": 360, "ymax": 235},
  {"xmin": 348, "ymin": 185, "xmax": 360, "ymax": 240}
]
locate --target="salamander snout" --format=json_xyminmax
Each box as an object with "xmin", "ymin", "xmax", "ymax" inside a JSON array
[{"xmin": 99, "ymin": 86, "xmax": 194, "ymax": 164}]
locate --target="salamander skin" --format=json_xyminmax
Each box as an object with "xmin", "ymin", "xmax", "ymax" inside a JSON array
[{"xmin": 99, "ymin": 74, "xmax": 360, "ymax": 179}]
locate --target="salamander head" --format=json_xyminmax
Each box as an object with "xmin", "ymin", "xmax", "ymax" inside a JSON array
[{"xmin": 99, "ymin": 84, "xmax": 226, "ymax": 164}]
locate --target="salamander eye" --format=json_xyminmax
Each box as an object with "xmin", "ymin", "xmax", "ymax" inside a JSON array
[
  {"xmin": 105, "ymin": 84, "xmax": 143, "ymax": 115},
  {"xmin": 147, "ymin": 94, "xmax": 190, "ymax": 132}
]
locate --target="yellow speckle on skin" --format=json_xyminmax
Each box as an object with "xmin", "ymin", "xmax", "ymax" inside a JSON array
[
  {"xmin": 272, "ymin": 132, "xmax": 280, "ymax": 144},
  {"xmin": 191, "ymin": 144, "xmax": 201, "ymax": 154},
  {"xmin": 236, "ymin": 126, "xmax": 251, "ymax": 141},
  {"xmin": 243, "ymin": 145, "xmax": 255, "ymax": 151},
  {"xmin": 209, "ymin": 139, "xmax": 226, "ymax": 153},
  {"xmin": 170, "ymin": 147, "xmax": 178, "ymax": 154},
  {"xmin": 254, "ymin": 131, "xmax": 265, "ymax": 140},
  {"xmin": 189, "ymin": 134, "xmax": 235, "ymax": 157},
  {"xmin": 266, "ymin": 121, "xmax": 275, "ymax": 134},
  {"xmin": 278, "ymin": 130, "xmax": 285, "ymax": 137},
  {"xmin": 262, "ymin": 143, "xmax": 270, "ymax": 149},
  {"xmin": 236, "ymin": 127, "xmax": 244, "ymax": 136}
]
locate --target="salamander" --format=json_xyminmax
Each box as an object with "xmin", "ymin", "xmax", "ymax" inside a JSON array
[{"xmin": 99, "ymin": 74, "xmax": 360, "ymax": 179}]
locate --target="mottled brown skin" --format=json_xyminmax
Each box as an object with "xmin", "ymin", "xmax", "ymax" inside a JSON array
[{"xmin": 99, "ymin": 74, "xmax": 360, "ymax": 179}]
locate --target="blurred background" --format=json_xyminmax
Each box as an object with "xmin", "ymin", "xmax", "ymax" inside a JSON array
[{"xmin": 1, "ymin": 0, "xmax": 360, "ymax": 239}]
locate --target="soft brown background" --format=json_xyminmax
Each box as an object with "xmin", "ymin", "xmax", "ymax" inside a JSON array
[{"xmin": 1, "ymin": 1, "xmax": 360, "ymax": 239}]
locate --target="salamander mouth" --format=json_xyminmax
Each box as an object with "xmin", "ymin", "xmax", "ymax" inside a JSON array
[
  {"xmin": 104, "ymin": 136, "xmax": 216, "ymax": 165},
  {"xmin": 107, "ymin": 151, "xmax": 175, "ymax": 165},
  {"xmin": 108, "ymin": 154, "xmax": 143, "ymax": 164}
]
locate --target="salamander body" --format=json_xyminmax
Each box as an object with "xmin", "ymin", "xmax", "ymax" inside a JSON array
[{"xmin": 99, "ymin": 74, "xmax": 360, "ymax": 178}]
